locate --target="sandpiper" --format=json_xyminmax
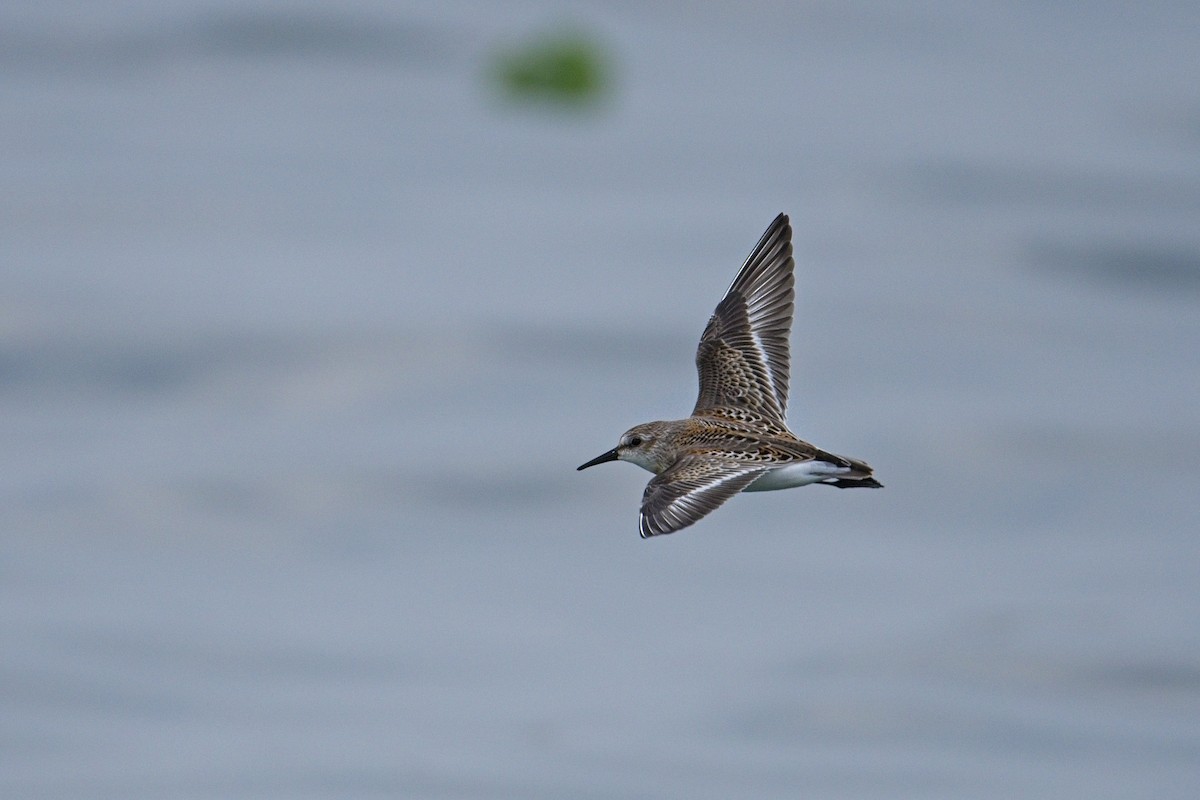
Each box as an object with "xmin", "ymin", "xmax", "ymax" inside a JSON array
[{"xmin": 578, "ymin": 213, "xmax": 881, "ymax": 537}]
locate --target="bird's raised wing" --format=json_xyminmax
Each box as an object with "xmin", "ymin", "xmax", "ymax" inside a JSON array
[
  {"xmin": 692, "ymin": 213, "xmax": 795, "ymax": 423},
  {"xmin": 639, "ymin": 455, "xmax": 767, "ymax": 538}
]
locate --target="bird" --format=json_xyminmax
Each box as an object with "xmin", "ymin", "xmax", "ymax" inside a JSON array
[{"xmin": 577, "ymin": 213, "xmax": 881, "ymax": 537}]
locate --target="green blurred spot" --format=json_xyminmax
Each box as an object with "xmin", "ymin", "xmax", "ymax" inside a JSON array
[{"xmin": 492, "ymin": 31, "xmax": 610, "ymax": 107}]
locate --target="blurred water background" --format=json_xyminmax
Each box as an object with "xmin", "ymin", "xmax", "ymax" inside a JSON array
[{"xmin": 3, "ymin": 1, "xmax": 1199, "ymax": 797}]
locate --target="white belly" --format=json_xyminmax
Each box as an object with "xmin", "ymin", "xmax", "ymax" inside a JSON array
[{"xmin": 744, "ymin": 461, "xmax": 848, "ymax": 492}]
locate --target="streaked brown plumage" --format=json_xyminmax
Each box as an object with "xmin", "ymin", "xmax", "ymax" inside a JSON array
[{"xmin": 578, "ymin": 214, "xmax": 880, "ymax": 538}]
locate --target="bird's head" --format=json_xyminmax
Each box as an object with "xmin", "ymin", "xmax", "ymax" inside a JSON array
[{"xmin": 577, "ymin": 421, "xmax": 676, "ymax": 475}]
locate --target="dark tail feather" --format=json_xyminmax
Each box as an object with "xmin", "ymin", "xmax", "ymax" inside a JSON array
[
  {"xmin": 821, "ymin": 476, "xmax": 883, "ymax": 489},
  {"xmin": 815, "ymin": 453, "xmax": 881, "ymax": 489}
]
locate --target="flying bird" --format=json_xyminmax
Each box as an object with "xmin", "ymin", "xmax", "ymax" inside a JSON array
[{"xmin": 578, "ymin": 213, "xmax": 881, "ymax": 537}]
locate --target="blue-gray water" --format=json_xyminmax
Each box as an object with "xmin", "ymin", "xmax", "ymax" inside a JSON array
[{"xmin": 3, "ymin": 2, "xmax": 1199, "ymax": 797}]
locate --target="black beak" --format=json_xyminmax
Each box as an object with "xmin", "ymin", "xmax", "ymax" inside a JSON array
[{"xmin": 577, "ymin": 448, "xmax": 620, "ymax": 471}]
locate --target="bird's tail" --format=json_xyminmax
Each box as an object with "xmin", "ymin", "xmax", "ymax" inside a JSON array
[
  {"xmin": 822, "ymin": 476, "xmax": 883, "ymax": 489},
  {"xmin": 818, "ymin": 454, "xmax": 882, "ymax": 489}
]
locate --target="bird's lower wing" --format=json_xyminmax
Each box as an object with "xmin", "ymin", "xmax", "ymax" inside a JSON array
[{"xmin": 639, "ymin": 456, "xmax": 767, "ymax": 538}]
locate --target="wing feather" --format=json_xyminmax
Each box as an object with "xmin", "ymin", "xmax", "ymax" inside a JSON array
[
  {"xmin": 639, "ymin": 456, "xmax": 767, "ymax": 538},
  {"xmin": 693, "ymin": 214, "xmax": 795, "ymax": 422}
]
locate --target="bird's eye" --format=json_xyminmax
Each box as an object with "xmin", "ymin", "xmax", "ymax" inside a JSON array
[{"xmin": 628, "ymin": 436, "xmax": 643, "ymax": 447}]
